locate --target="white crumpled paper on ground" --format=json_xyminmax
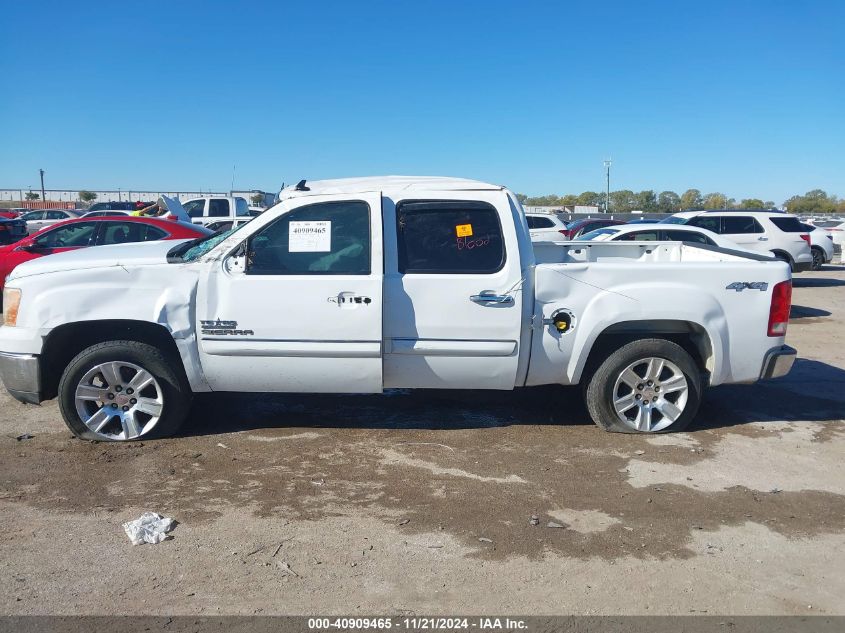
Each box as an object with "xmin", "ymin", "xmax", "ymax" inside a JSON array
[{"xmin": 122, "ymin": 512, "xmax": 176, "ymax": 545}]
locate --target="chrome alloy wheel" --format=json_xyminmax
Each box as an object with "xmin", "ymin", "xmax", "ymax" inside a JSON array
[
  {"xmin": 612, "ymin": 357, "xmax": 689, "ymax": 432},
  {"xmin": 73, "ymin": 361, "xmax": 165, "ymax": 440}
]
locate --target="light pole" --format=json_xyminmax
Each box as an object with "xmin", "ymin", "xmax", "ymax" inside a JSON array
[
  {"xmin": 603, "ymin": 159, "xmax": 612, "ymax": 213},
  {"xmin": 39, "ymin": 169, "xmax": 46, "ymax": 201}
]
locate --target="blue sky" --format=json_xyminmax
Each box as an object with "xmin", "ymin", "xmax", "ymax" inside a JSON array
[{"xmin": 1, "ymin": 0, "xmax": 842, "ymax": 202}]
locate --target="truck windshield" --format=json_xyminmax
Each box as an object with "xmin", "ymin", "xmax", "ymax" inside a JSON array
[{"xmin": 167, "ymin": 224, "xmax": 246, "ymax": 263}]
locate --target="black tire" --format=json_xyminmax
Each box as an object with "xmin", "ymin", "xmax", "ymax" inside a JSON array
[
  {"xmin": 811, "ymin": 247, "xmax": 824, "ymax": 271},
  {"xmin": 585, "ymin": 338, "xmax": 702, "ymax": 434},
  {"xmin": 58, "ymin": 340, "xmax": 192, "ymax": 441}
]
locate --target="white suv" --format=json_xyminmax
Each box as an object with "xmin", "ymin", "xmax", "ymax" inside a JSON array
[
  {"xmin": 525, "ymin": 212, "xmax": 569, "ymax": 242},
  {"xmin": 663, "ymin": 210, "xmax": 812, "ymax": 272}
]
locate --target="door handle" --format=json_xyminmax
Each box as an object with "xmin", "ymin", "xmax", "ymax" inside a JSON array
[
  {"xmin": 470, "ymin": 292, "xmax": 514, "ymax": 305},
  {"xmin": 758, "ymin": 237, "xmax": 768, "ymax": 241}
]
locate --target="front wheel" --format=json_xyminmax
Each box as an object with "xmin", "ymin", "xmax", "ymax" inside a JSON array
[
  {"xmin": 58, "ymin": 340, "xmax": 191, "ymax": 441},
  {"xmin": 585, "ymin": 338, "xmax": 702, "ymax": 433}
]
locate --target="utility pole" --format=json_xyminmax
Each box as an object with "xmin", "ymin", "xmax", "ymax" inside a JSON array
[
  {"xmin": 39, "ymin": 169, "xmax": 46, "ymax": 201},
  {"xmin": 603, "ymin": 159, "xmax": 612, "ymax": 213}
]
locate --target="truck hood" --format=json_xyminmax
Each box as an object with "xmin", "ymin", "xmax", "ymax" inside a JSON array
[{"xmin": 8, "ymin": 239, "xmax": 189, "ymax": 282}]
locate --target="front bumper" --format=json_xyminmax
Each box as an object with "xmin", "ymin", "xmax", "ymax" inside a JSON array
[
  {"xmin": 793, "ymin": 260, "xmax": 812, "ymax": 273},
  {"xmin": 0, "ymin": 351, "xmax": 42, "ymax": 404},
  {"xmin": 760, "ymin": 345, "xmax": 797, "ymax": 380}
]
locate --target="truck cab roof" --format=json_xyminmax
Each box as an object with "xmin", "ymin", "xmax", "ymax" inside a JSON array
[{"xmin": 278, "ymin": 176, "xmax": 504, "ymax": 199}]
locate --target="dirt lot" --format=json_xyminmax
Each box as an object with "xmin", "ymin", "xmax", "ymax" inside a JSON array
[{"xmin": 1, "ymin": 268, "xmax": 843, "ymax": 616}]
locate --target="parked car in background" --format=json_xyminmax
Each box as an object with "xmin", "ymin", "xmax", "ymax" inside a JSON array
[
  {"xmin": 806, "ymin": 218, "xmax": 845, "ymax": 252},
  {"xmin": 625, "ymin": 218, "xmax": 661, "ymax": 224},
  {"xmin": 800, "ymin": 223, "xmax": 834, "ymax": 270},
  {"xmin": 87, "ymin": 201, "xmax": 139, "ymax": 213},
  {"xmin": 559, "ymin": 217, "xmax": 625, "ymax": 239},
  {"xmin": 81, "ymin": 210, "xmax": 131, "ymax": 218},
  {"xmin": 0, "ymin": 217, "xmax": 212, "ymax": 303},
  {"xmin": 662, "ymin": 210, "xmax": 812, "ymax": 272},
  {"xmin": 18, "ymin": 209, "xmax": 81, "ymax": 235},
  {"xmin": 525, "ymin": 212, "xmax": 570, "ymax": 242},
  {"xmin": 205, "ymin": 217, "xmax": 253, "ymax": 233},
  {"xmin": 0, "ymin": 217, "xmax": 28, "ymax": 245},
  {"xmin": 574, "ymin": 223, "xmax": 763, "ymax": 255},
  {"xmin": 1, "ymin": 208, "xmax": 27, "ymax": 219},
  {"xmin": 180, "ymin": 196, "xmax": 251, "ymax": 227}
]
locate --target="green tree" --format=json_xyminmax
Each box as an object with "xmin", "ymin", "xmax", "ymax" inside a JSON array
[
  {"xmin": 25, "ymin": 192, "xmax": 39, "ymax": 200},
  {"xmin": 79, "ymin": 190, "xmax": 98, "ymax": 203},
  {"xmin": 577, "ymin": 191, "xmax": 603, "ymax": 207},
  {"xmin": 634, "ymin": 190, "xmax": 658, "ymax": 211},
  {"xmin": 515, "ymin": 193, "xmax": 528, "ymax": 203},
  {"xmin": 701, "ymin": 192, "xmax": 735, "ymax": 209},
  {"xmin": 680, "ymin": 189, "xmax": 702, "ymax": 210},
  {"xmin": 609, "ymin": 190, "xmax": 637, "ymax": 213},
  {"xmin": 784, "ymin": 190, "xmax": 838, "ymax": 214},
  {"xmin": 739, "ymin": 198, "xmax": 765, "ymax": 209},
  {"xmin": 250, "ymin": 193, "xmax": 265, "ymax": 206},
  {"xmin": 657, "ymin": 191, "xmax": 681, "ymax": 213}
]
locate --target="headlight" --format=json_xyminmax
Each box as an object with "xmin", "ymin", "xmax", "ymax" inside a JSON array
[{"xmin": 3, "ymin": 287, "xmax": 21, "ymax": 327}]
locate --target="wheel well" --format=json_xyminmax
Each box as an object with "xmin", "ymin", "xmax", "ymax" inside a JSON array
[
  {"xmin": 770, "ymin": 249, "xmax": 793, "ymax": 264},
  {"xmin": 582, "ymin": 320, "xmax": 713, "ymax": 385},
  {"xmin": 40, "ymin": 320, "xmax": 184, "ymax": 400}
]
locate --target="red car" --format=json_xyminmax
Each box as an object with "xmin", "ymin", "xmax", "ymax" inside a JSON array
[{"xmin": 0, "ymin": 216, "xmax": 211, "ymax": 295}]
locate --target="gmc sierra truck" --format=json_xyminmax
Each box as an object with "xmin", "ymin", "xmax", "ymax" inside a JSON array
[{"xmin": 0, "ymin": 176, "xmax": 796, "ymax": 441}]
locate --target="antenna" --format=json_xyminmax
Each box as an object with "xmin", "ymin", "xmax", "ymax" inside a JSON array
[{"xmin": 603, "ymin": 159, "xmax": 612, "ymax": 213}]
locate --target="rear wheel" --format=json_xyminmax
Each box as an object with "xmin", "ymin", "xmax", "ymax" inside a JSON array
[
  {"xmin": 58, "ymin": 340, "xmax": 191, "ymax": 441},
  {"xmin": 811, "ymin": 247, "xmax": 824, "ymax": 271},
  {"xmin": 585, "ymin": 338, "xmax": 702, "ymax": 433}
]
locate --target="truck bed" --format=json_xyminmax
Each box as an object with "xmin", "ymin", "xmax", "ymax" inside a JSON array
[{"xmin": 532, "ymin": 240, "xmax": 773, "ymax": 265}]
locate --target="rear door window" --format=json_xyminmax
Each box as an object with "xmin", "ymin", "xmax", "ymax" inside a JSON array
[
  {"xmin": 527, "ymin": 216, "xmax": 554, "ymax": 229},
  {"xmin": 396, "ymin": 201, "xmax": 505, "ymax": 274},
  {"xmin": 97, "ymin": 221, "xmax": 169, "ymax": 245},
  {"xmin": 209, "ymin": 199, "xmax": 230, "ymax": 217}
]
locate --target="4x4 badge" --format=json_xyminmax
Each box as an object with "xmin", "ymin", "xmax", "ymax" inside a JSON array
[{"xmin": 726, "ymin": 282, "xmax": 769, "ymax": 292}]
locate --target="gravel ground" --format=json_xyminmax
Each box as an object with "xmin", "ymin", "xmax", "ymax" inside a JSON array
[{"xmin": 0, "ymin": 267, "xmax": 843, "ymax": 615}]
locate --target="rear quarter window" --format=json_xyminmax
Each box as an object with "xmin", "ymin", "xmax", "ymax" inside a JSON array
[{"xmin": 769, "ymin": 216, "xmax": 806, "ymax": 232}]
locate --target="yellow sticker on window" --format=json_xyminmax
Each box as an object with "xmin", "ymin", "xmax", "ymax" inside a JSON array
[{"xmin": 456, "ymin": 224, "xmax": 473, "ymax": 237}]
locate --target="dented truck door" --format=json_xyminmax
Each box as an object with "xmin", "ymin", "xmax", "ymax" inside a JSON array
[{"xmin": 196, "ymin": 192, "xmax": 384, "ymax": 393}]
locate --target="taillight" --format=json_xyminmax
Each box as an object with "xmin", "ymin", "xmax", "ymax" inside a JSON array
[
  {"xmin": 799, "ymin": 234, "xmax": 810, "ymax": 245},
  {"xmin": 768, "ymin": 280, "xmax": 792, "ymax": 337}
]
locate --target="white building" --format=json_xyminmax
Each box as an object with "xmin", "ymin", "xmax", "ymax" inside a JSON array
[{"xmin": 0, "ymin": 188, "xmax": 273, "ymax": 206}]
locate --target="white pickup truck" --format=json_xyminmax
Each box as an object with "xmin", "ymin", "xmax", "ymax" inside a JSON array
[{"xmin": 0, "ymin": 176, "xmax": 796, "ymax": 442}]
